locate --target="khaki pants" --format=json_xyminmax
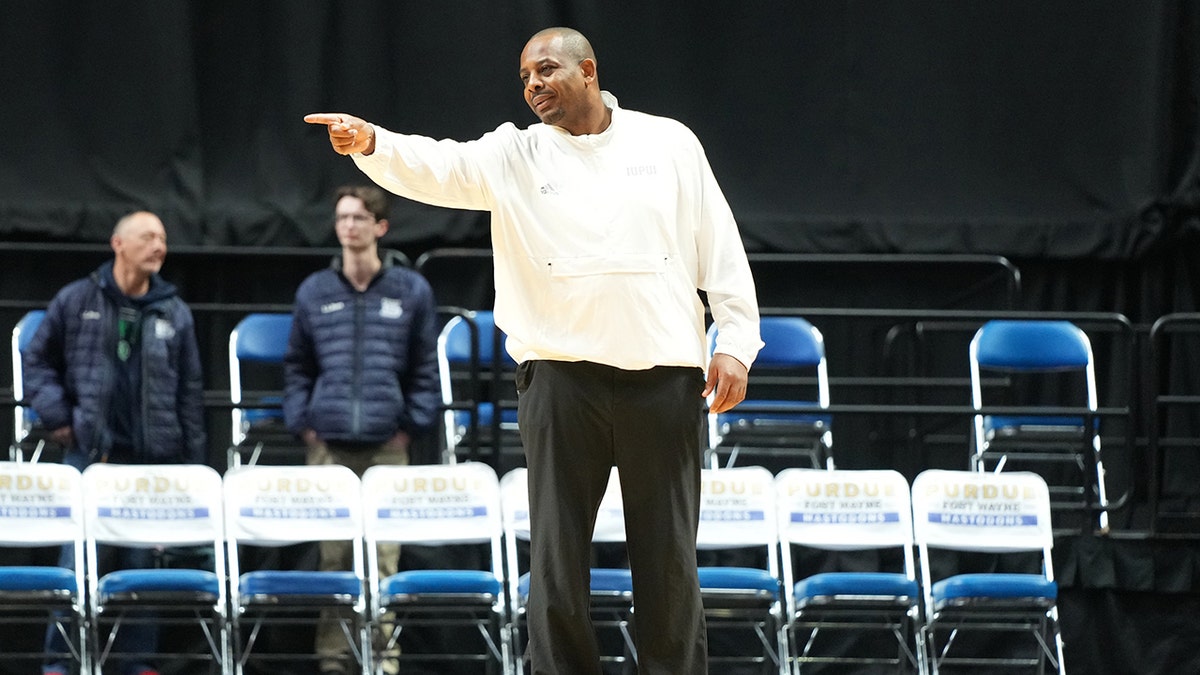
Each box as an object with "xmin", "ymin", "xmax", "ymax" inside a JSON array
[{"xmin": 307, "ymin": 438, "xmax": 409, "ymax": 675}]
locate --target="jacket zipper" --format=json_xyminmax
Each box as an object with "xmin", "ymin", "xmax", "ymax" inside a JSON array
[{"xmin": 351, "ymin": 294, "xmax": 364, "ymax": 436}]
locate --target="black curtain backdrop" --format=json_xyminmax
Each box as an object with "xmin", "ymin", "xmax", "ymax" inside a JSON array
[
  {"xmin": 3, "ymin": 2, "xmax": 1200, "ymax": 674},
  {"xmin": 1, "ymin": 2, "xmax": 1197, "ymax": 278}
]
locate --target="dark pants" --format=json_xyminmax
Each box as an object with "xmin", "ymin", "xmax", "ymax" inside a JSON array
[{"xmin": 517, "ymin": 360, "xmax": 708, "ymax": 675}]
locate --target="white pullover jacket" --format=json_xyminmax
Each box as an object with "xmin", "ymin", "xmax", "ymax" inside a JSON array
[{"xmin": 353, "ymin": 92, "xmax": 762, "ymax": 371}]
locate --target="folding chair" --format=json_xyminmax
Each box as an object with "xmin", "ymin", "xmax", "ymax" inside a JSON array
[
  {"xmin": 707, "ymin": 316, "xmax": 833, "ymax": 471},
  {"xmin": 228, "ymin": 313, "xmax": 295, "ymax": 468},
  {"xmin": 0, "ymin": 461, "xmax": 89, "ymax": 674},
  {"xmin": 361, "ymin": 462, "xmax": 511, "ymax": 674},
  {"xmin": 696, "ymin": 466, "xmax": 786, "ymax": 674},
  {"xmin": 969, "ymin": 319, "xmax": 1110, "ymax": 532},
  {"xmin": 82, "ymin": 462, "xmax": 229, "ymax": 675},
  {"xmin": 10, "ymin": 309, "xmax": 48, "ymax": 462},
  {"xmin": 224, "ymin": 463, "xmax": 369, "ymax": 675},
  {"xmin": 775, "ymin": 468, "xmax": 924, "ymax": 674},
  {"xmin": 438, "ymin": 310, "xmax": 520, "ymax": 466},
  {"xmin": 500, "ymin": 467, "xmax": 636, "ymax": 672},
  {"xmin": 912, "ymin": 469, "xmax": 1065, "ymax": 675}
]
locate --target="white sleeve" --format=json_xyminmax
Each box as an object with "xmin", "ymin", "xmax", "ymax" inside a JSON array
[
  {"xmin": 691, "ymin": 136, "xmax": 763, "ymax": 369},
  {"xmin": 351, "ymin": 124, "xmax": 507, "ymax": 212}
]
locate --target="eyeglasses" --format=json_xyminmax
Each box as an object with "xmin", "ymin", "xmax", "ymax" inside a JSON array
[{"xmin": 335, "ymin": 213, "xmax": 376, "ymax": 224}]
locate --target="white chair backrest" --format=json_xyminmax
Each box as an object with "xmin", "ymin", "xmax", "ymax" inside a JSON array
[
  {"xmin": 362, "ymin": 462, "xmax": 501, "ymax": 546},
  {"xmin": 592, "ymin": 467, "xmax": 626, "ymax": 543},
  {"xmin": 0, "ymin": 461, "xmax": 83, "ymax": 546},
  {"xmin": 776, "ymin": 468, "xmax": 914, "ymax": 551},
  {"xmin": 698, "ymin": 466, "xmax": 777, "ymax": 549},
  {"xmin": 499, "ymin": 467, "xmax": 530, "ymax": 542},
  {"xmin": 499, "ymin": 465, "xmax": 627, "ymax": 618},
  {"xmin": 500, "ymin": 466, "xmax": 625, "ymax": 543},
  {"xmin": 911, "ymin": 469, "xmax": 1053, "ymax": 554},
  {"xmin": 82, "ymin": 463, "xmax": 224, "ymax": 547},
  {"xmin": 223, "ymin": 464, "xmax": 363, "ymax": 546}
]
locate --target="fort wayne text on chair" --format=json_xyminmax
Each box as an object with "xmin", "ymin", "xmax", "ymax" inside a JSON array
[
  {"xmin": 224, "ymin": 463, "xmax": 370, "ymax": 675},
  {"xmin": 500, "ymin": 466, "xmax": 636, "ymax": 672},
  {"xmin": 776, "ymin": 468, "xmax": 925, "ymax": 674},
  {"xmin": 0, "ymin": 461, "xmax": 89, "ymax": 674},
  {"xmin": 696, "ymin": 466, "xmax": 786, "ymax": 674},
  {"xmin": 361, "ymin": 462, "xmax": 512, "ymax": 674},
  {"xmin": 82, "ymin": 462, "xmax": 230, "ymax": 675},
  {"xmin": 912, "ymin": 469, "xmax": 1065, "ymax": 675}
]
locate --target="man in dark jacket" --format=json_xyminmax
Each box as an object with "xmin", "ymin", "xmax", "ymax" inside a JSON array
[
  {"xmin": 23, "ymin": 210, "xmax": 206, "ymax": 675},
  {"xmin": 283, "ymin": 185, "xmax": 440, "ymax": 675}
]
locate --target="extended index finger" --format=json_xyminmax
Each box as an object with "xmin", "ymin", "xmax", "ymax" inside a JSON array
[{"xmin": 304, "ymin": 113, "xmax": 345, "ymax": 125}]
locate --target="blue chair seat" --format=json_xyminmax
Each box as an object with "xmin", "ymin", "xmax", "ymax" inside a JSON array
[
  {"xmin": 932, "ymin": 573, "xmax": 1056, "ymax": 604},
  {"xmin": 239, "ymin": 570, "xmax": 361, "ymax": 597},
  {"xmin": 699, "ymin": 566, "xmax": 780, "ymax": 598},
  {"xmin": 985, "ymin": 415, "xmax": 1093, "ymax": 434},
  {"xmin": 794, "ymin": 572, "xmax": 918, "ymax": 603},
  {"xmin": 517, "ymin": 568, "xmax": 633, "ymax": 599},
  {"xmin": 244, "ymin": 402, "xmax": 284, "ymax": 425},
  {"xmin": 454, "ymin": 403, "xmax": 519, "ymax": 430},
  {"xmin": 0, "ymin": 566, "xmax": 76, "ymax": 592},
  {"xmin": 587, "ymin": 568, "xmax": 634, "ymax": 594},
  {"xmin": 98, "ymin": 569, "xmax": 220, "ymax": 598},
  {"xmin": 381, "ymin": 570, "xmax": 501, "ymax": 597},
  {"xmin": 718, "ymin": 400, "xmax": 832, "ymax": 431}
]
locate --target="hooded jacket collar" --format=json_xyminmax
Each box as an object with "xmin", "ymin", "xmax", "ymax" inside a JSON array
[{"xmin": 93, "ymin": 259, "xmax": 178, "ymax": 308}]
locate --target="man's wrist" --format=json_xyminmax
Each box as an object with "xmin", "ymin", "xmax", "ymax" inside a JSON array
[{"xmin": 363, "ymin": 125, "xmax": 376, "ymax": 156}]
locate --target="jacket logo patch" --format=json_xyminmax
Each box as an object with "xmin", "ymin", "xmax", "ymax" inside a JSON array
[
  {"xmin": 538, "ymin": 183, "xmax": 559, "ymax": 195},
  {"xmin": 320, "ymin": 301, "xmax": 345, "ymax": 314},
  {"xmin": 82, "ymin": 310, "xmax": 101, "ymax": 320},
  {"xmin": 154, "ymin": 319, "xmax": 175, "ymax": 340},
  {"xmin": 380, "ymin": 298, "xmax": 403, "ymax": 319}
]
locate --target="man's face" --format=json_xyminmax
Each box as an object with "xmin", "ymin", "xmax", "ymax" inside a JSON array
[
  {"xmin": 519, "ymin": 35, "xmax": 592, "ymax": 132},
  {"xmin": 334, "ymin": 195, "xmax": 385, "ymax": 250},
  {"xmin": 112, "ymin": 213, "xmax": 167, "ymax": 276}
]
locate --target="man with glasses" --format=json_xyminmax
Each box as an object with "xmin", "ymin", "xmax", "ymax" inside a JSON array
[
  {"xmin": 282, "ymin": 185, "xmax": 441, "ymax": 675},
  {"xmin": 23, "ymin": 210, "xmax": 207, "ymax": 675}
]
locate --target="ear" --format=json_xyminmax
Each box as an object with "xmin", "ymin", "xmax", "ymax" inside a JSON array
[
  {"xmin": 580, "ymin": 58, "xmax": 597, "ymax": 82},
  {"xmin": 375, "ymin": 218, "xmax": 390, "ymax": 239}
]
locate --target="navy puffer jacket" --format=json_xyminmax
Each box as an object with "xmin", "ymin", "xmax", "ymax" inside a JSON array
[
  {"xmin": 22, "ymin": 262, "xmax": 207, "ymax": 464},
  {"xmin": 282, "ymin": 256, "xmax": 440, "ymax": 444}
]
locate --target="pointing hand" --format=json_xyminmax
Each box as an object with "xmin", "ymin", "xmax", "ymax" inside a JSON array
[{"xmin": 304, "ymin": 113, "xmax": 376, "ymax": 155}]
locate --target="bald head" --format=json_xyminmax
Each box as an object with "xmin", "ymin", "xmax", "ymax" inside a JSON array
[
  {"xmin": 110, "ymin": 211, "xmax": 167, "ymax": 292},
  {"xmin": 112, "ymin": 211, "xmax": 161, "ymax": 238},
  {"xmin": 520, "ymin": 27, "xmax": 610, "ymax": 135},
  {"xmin": 527, "ymin": 27, "xmax": 596, "ymax": 66}
]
